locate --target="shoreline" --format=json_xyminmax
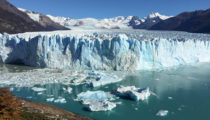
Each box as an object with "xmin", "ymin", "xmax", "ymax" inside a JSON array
[{"xmin": 0, "ymin": 88, "xmax": 93, "ymax": 120}]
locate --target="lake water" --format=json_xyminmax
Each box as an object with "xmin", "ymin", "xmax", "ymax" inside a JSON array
[{"xmin": 1, "ymin": 63, "xmax": 210, "ymax": 120}]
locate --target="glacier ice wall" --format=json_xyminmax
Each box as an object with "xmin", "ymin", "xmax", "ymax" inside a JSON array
[{"xmin": 0, "ymin": 30, "xmax": 210, "ymax": 71}]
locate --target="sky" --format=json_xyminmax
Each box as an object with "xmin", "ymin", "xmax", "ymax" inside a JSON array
[{"xmin": 8, "ymin": 0, "xmax": 210, "ymax": 19}]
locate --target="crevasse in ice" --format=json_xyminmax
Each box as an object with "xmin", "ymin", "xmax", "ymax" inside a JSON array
[{"xmin": 0, "ymin": 30, "xmax": 210, "ymax": 70}]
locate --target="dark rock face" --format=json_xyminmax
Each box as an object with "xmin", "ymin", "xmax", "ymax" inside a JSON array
[
  {"xmin": 22, "ymin": 10, "xmax": 69, "ymax": 31},
  {"xmin": 0, "ymin": 0, "xmax": 69, "ymax": 34},
  {"xmin": 137, "ymin": 17, "xmax": 162, "ymax": 29},
  {"xmin": 130, "ymin": 16, "xmax": 163, "ymax": 29},
  {"xmin": 150, "ymin": 9, "xmax": 210, "ymax": 34},
  {"xmin": 129, "ymin": 16, "xmax": 141, "ymax": 28}
]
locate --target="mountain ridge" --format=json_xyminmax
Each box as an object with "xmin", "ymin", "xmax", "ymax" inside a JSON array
[
  {"xmin": 0, "ymin": 0, "xmax": 69, "ymax": 34},
  {"xmin": 150, "ymin": 9, "xmax": 210, "ymax": 33}
]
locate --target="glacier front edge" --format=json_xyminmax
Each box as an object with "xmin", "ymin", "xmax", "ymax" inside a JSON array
[{"xmin": 0, "ymin": 30, "xmax": 210, "ymax": 71}]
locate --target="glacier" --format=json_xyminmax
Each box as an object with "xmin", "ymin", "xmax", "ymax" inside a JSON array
[{"xmin": 0, "ymin": 30, "xmax": 210, "ymax": 71}]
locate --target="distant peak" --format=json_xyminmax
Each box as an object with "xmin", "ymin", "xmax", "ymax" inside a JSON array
[
  {"xmin": 148, "ymin": 12, "xmax": 173, "ymax": 20},
  {"xmin": 148, "ymin": 12, "xmax": 161, "ymax": 18}
]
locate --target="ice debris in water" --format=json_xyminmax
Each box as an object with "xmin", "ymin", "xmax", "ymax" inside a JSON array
[
  {"xmin": 47, "ymin": 97, "xmax": 66, "ymax": 103},
  {"xmin": 168, "ymin": 97, "xmax": 173, "ymax": 100},
  {"xmin": 31, "ymin": 87, "xmax": 46, "ymax": 92},
  {"xmin": 63, "ymin": 87, "xmax": 72, "ymax": 94},
  {"xmin": 156, "ymin": 110, "xmax": 169, "ymax": 117},
  {"xmin": 76, "ymin": 91, "xmax": 117, "ymax": 111},
  {"xmin": 37, "ymin": 92, "xmax": 43, "ymax": 95},
  {"xmin": 46, "ymin": 98, "xmax": 54, "ymax": 102},
  {"xmin": 54, "ymin": 97, "xmax": 67, "ymax": 103},
  {"xmin": 0, "ymin": 66, "xmax": 123, "ymax": 88},
  {"xmin": 115, "ymin": 86, "xmax": 151, "ymax": 101},
  {"xmin": 87, "ymin": 71, "xmax": 123, "ymax": 87}
]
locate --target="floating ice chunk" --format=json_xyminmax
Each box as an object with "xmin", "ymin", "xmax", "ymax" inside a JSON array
[
  {"xmin": 10, "ymin": 87, "xmax": 14, "ymax": 91},
  {"xmin": 26, "ymin": 96, "xmax": 32, "ymax": 99},
  {"xmin": 76, "ymin": 91, "xmax": 116, "ymax": 111},
  {"xmin": 31, "ymin": 87, "xmax": 46, "ymax": 92},
  {"xmin": 46, "ymin": 98, "xmax": 55, "ymax": 102},
  {"xmin": 77, "ymin": 91, "xmax": 108, "ymax": 101},
  {"xmin": 54, "ymin": 97, "xmax": 67, "ymax": 103},
  {"xmin": 156, "ymin": 110, "xmax": 168, "ymax": 117},
  {"xmin": 168, "ymin": 97, "xmax": 173, "ymax": 100},
  {"xmin": 63, "ymin": 87, "xmax": 72, "ymax": 94},
  {"xmin": 116, "ymin": 86, "xmax": 151, "ymax": 101},
  {"xmin": 87, "ymin": 100, "xmax": 116, "ymax": 111},
  {"xmin": 178, "ymin": 105, "xmax": 185, "ymax": 111},
  {"xmin": 88, "ymin": 71, "xmax": 122, "ymax": 87},
  {"xmin": 37, "ymin": 92, "xmax": 43, "ymax": 95}
]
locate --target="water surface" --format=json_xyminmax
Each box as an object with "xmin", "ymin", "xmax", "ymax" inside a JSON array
[{"xmin": 1, "ymin": 63, "xmax": 210, "ymax": 120}]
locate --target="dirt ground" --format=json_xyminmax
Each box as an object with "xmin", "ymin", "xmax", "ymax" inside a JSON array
[{"xmin": 0, "ymin": 88, "xmax": 93, "ymax": 120}]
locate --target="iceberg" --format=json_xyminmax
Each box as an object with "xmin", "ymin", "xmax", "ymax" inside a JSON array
[
  {"xmin": 46, "ymin": 98, "xmax": 54, "ymax": 102},
  {"xmin": 63, "ymin": 87, "xmax": 72, "ymax": 94},
  {"xmin": 46, "ymin": 97, "xmax": 66, "ymax": 103},
  {"xmin": 76, "ymin": 91, "xmax": 117, "ymax": 111},
  {"xmin": 54, "ymin": 97, "xmax": 67, "ymax": 103},
  {"xmin": 156, "ymin": 110, "xmax": 169, "ymax": 117},
  {"xmin": 116, "ymin": 86, "xmax": 151, "ymax": 101},
  {"xmin": 0, "ymin": 30, "xmax": 210, "ymax": 71},
  {"xmin": 31, "ymin": 87, "xmax": 46, "ymax": 92}
]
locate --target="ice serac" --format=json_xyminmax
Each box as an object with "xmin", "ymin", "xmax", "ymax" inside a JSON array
[{"xmin": 0, "ymin": 30, "xmax": 210, "ymax": 71}]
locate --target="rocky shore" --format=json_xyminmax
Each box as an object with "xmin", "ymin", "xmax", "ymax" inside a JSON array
[{"xmin": 0, "ymin": 88, "xmax": 93, "ymax": 120}]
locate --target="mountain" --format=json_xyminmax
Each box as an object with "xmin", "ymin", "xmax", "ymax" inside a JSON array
[
  {"xmin": 150, "ymin": 9, "xmax": 210, "ymax": 33},
  {"xmin": 0, "ymin": 0, "xmax": 69, "ymax": 34},
  {"xmin": 131, "ymin": 12, "xmax": 172, "ymax": 29},
  {"xmin": 47, "ymin": 13, "xmax": 171, "ymax": 30},
  {"xmin": 47, "ymin": 15, "xmax": 134, "ymax": 29},
  {"xmin": 18, "ymin": 8, "xmax": 69, "ymax": 31}
]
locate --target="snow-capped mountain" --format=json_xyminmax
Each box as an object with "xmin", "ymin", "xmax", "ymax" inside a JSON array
[
  {"xmin": 18, "ymin": 8, "xmax": 69, "ymax": 31},
  {"xmin": 18, "ymin": 7, "xmax": 172, "ymax": 30},
  {"xmin": 131, "ymin": 12, "xmax": 173, "ymax": 29},
  {"xmin": 47, "ymin": 15, "xmax": 134, "ymax": 30}
]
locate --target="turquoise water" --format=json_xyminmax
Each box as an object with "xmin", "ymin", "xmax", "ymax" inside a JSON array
[{"xmin": 1, "ymin": 63, "xmax": 210, "ymax": 120}]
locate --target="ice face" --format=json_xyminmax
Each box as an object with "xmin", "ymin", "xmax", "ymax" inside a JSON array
[{"xmin": 0, "ymin": 30, "xmax": 210, "ymax": 71}]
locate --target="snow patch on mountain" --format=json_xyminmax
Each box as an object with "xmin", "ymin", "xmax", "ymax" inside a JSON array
[
  {"xmin": 18, "ymin": 8, "xmax": 40, "ymax": 22},
  {"xmin": 47, "ymin": 15, "xmax": 134, "ymax": 30},
  {"xmin": 47, "ymin": 12, "xmax": 172, "ymax": 30}
]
